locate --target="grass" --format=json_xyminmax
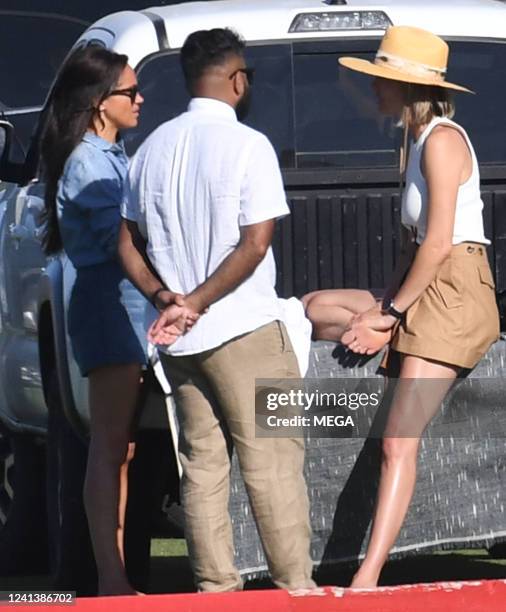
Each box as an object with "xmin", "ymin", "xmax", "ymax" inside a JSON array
[
  {"xmin": 1, "ymin": 541, "xmax": 505, "ymax": 594},
  {"xmin": 151, "ymin": 538, "xmax": 188, "ymax": 557},
  {"xmin": 435, "ymin": 548, "xmax": 506, "ymax": 565},
  {"xmin": 148, "ymin": 541, "xmax": 506, "ymax": 592}
]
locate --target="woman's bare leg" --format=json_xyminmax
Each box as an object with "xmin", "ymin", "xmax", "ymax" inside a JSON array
[
  {"xmin": 350, "ymin": 355, "xmax": 459, "ymax": 588},
  {"xmin": 302, "ymin": 289, "xmax": 377, "ymax": 341},
  {"xmin": 117, "ymin": 441, "xmax": 136, "ymax": 565},
  {"xmin": 84, "ymin": 364, "xmax": 142, "ymax": 596}
]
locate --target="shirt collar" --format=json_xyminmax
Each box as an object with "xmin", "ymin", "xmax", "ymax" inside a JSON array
[
  {"xmin": 188, "ymin": 97, "xmax": 237, "ymax": 122},
  {"xmin": 83, "ymin": 131, "xmax": 125, "ymax": 153}
]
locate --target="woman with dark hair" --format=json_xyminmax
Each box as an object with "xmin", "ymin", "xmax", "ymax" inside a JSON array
[
  {"xmin": 304, "ymin": 26, "xmax": 500, "ymax": 587},
  {"xmin": 40, "ymin": 45, "xmax": 146, "ymax": 595}
]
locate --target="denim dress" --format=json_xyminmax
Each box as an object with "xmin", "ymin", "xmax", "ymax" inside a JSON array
[{"xmin": 57, "ymin": 132, "xmax": 148, "ymax": 376}]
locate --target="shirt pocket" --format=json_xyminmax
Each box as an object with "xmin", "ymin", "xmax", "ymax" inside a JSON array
[
  {"xmin": 210, "ymin": 178, "xmax": 241, "ymax": 245},
  {"xmin": 211, "ymin": 177, "xmax": 238, "ymax": 199}
]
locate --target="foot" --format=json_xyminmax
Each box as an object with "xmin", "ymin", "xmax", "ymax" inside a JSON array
[{"xmin": 341, "ymin": 323, "xmax": 392, "ymax": 355}]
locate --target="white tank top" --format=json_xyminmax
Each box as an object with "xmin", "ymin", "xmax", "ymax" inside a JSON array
[{"xmin": 401, "ymin": 116, "xmax": 490, "ymax": 245}]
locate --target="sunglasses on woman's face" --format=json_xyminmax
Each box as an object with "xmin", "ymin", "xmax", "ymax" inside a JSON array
[{"xmin": 107, "ymin": 85, "xmax": 140, "ymax": 103}]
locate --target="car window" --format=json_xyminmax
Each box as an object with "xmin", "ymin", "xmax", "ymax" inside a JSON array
[
  {"xmin": 447, "ymin": 41, "xmax": 506, "ymax": 165},
  {"xmin": 126, "ymin": 39, "xmax": 506, "ymax": 169},
  {"xmin": 243, "ymin": 44, "xmax": 295, "ymax": 167},
  {"xmin": 130, "ymin": 43, "xmax": 295, "ymax": 160},
  {"xmin": 125, "ymin": 52, "xmax": 190, "ymax": 156},
  {"xmin": 294, "ymin": 51, "xmax": 399, "ymax": 168},
  {"xmin": 132, "ymin": 42, "xmax": 399, "ymax": 169}
]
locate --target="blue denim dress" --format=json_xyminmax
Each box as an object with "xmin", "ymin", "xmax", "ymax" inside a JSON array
[{"xmin": 57, "ymin": 132, "xmax": 148, "ymax": 376}]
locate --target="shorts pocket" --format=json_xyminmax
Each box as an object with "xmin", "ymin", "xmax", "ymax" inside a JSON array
[
  {"xmin": 477, "ymin": 264, "xmax": 495, "ymax": 290},
  {"xmin": 434, "ymin": 261, "xmax": 463, "ymax": 309}
]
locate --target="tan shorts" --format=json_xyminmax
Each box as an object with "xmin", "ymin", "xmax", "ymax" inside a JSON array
[{"xmin": 390, "ymin": 242, "xmax": 500, "ymax": 369}]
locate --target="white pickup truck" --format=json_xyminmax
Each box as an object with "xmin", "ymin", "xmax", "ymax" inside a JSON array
[{"xmin": 0, "ymin": 0, "xmax": 505, "ymax": 593}]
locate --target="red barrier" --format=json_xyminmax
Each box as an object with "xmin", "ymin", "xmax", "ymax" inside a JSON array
[{"xmin": 3, "ymin": 580, "xmax": 506, "ymax": 611}]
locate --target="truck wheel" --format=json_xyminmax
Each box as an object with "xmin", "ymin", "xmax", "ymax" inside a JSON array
[
  {"xmin": 46, "ymin": 374, "xmax": 97, "ymax": 595},
  {"xmin": 0, "ymin": 424, "xmax": 48, "ymax": 574}
]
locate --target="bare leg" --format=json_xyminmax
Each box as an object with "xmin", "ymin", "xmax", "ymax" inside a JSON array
[
  {"xmin": 350, "ymin": 355, "xmax": 459, "ymax": 588},
  {"xmin": 84, "ymin": 364, "xmax": 142, "ymax": 596},
  {"xmin": 117, "ymin": 441, "xmax": 136, "ymax": 565},
  {"xmin": 302, "ymin": 289, "xmax": 377, "ymax": 341}
]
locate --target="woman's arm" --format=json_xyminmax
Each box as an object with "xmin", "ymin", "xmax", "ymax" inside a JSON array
[
  {"xmin": 390, "ymin": 126, "xmax": 469, "ymax": 314},
  {"xmin": 118, "ymin": 219, "xmax": 177, "ymax": 308},
  {"xmin": 352, "ymin": 125, "xmax": 470, "ymax": 333},
  {"xmin": 118, "ymin": 219, "xmax": 199, "ymax": 344}
]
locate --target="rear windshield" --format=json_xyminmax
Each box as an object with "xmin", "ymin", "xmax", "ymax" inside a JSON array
[{"xmin": 130, "ymin": 39, "xmax": 506, "ymax": 169}]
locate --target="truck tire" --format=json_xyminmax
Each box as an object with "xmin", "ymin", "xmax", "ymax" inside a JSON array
[
  {"xmin": 45, "ymin": 373, "xmax": 97, "ymax": 595},
  {"xmin": 0, "ymin": 424, "xmax": 48, "ymax": 574}
]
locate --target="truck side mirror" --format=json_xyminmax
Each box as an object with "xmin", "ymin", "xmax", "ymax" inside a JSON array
[
  {"xmin": 0, "ymin": 120, "xmax": 25, "ymax": 184},
  {"xmin": 0, "ymin": 120, "xmax": 13, "ymax": 164}
]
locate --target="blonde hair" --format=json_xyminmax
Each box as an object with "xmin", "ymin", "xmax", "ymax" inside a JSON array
[
  {"xmin": 397, "ymin": 84, "xmax": 456, "ymax": 174},
  {"xmin": 401, "ymin": 83, "xmax": 455, "ymax": 127}
]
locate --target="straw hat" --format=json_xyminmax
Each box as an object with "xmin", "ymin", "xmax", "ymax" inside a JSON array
[{"xmin": 339, "ymin": 26, "xmax": 473, "ymax": 93}]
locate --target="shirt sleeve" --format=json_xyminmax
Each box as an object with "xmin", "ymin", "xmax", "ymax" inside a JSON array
[
  {"xmin": 239, "ymin": 134, "xmax": 290, "ymax": 226},
  {"xmin": 60, "ymin": 156, "xmax": 122, "ymax": 258},
  {"xmin": 121, "ymin": 154, "xmax": 149, "ymax": 240},
  {"xmin": 121, "ymin": 164, "xmax": 138, "ymax": 222}
]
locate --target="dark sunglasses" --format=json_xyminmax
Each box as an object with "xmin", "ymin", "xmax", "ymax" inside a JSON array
[
  {"xmin": 228, "ymin": 67, "xmax": 255, "ymax": 85},
  {"xmin": 107, "ymin": 85, "xmax": 140, "ymax": 103}
]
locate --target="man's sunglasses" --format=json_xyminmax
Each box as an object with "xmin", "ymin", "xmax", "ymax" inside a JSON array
[
  {"xmin": 107, "ymin": 85, "xmax": 140, "ymax": 103},
  {"xmin": 228, "ymin": 67, "xmax": 255, "ymax": 85}
]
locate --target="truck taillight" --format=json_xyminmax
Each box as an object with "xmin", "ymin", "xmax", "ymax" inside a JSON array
[{"xmin": 289, "ymin": 11, "xmax": 392, "ymax": 33}]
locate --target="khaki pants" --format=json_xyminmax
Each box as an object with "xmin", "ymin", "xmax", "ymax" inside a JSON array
[{"xmin": 160, "ymin": 321, "xmax": 315, "ymax": 592}]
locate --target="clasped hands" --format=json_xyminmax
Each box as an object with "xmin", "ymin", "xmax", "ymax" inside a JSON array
[
  {"xmin": 147, "ymin": 290, "xmax": 203, "ymax": 346},
  {"xmin": 341, "ymin": 301, "xmax": 397, "ymax": 355},
  {"xmin": 148, "ymin": 292, "xmax": 399, "ymax": 352}
]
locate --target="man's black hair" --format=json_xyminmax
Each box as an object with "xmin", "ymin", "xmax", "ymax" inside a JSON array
[{"xmin": 180, "ymin": 28, "xmax": 245, "ymax": 88}]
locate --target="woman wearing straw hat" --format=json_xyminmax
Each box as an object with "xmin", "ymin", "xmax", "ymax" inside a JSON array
[{"xmin": 303, "ymin": 26, "xmax": 500, "ymax": 587}]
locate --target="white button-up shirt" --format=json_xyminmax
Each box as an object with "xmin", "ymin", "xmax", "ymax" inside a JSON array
[{"xmin": 122, "ymin": 97, "xmax": 290, "ymax": 355}]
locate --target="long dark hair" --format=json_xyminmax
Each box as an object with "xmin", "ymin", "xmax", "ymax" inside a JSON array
[{"xmin": 40, "ymin": 46, "xmax": 128, "ymax": 254}]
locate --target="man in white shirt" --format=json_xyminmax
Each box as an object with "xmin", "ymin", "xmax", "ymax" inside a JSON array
[{"xmin": 119, "ymin": 28, "xmax": 315, "ymax": 592}]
